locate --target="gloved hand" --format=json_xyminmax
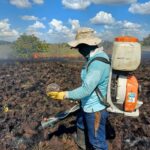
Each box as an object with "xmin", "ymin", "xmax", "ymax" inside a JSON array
[{"xmin": 47, "ymin": 91, "xmax": 65, "ymax": 100}]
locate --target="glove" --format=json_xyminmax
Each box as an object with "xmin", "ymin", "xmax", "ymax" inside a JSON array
[{"xmin": 47, "ymin": 91, "xmax": 65, "ymax": 100}]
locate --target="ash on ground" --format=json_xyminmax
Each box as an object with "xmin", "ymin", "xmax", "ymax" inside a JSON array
[{"xmin": 0, "ymin": 60, "xmax": 150, "ymax": 150}]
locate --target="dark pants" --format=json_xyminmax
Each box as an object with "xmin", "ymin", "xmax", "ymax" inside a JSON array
[{"xmin": 77, "ymin": 109, "xmax": 109, "ymax": 150}]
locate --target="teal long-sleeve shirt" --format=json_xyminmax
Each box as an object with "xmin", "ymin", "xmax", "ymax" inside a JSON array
[{"xmin": 66, "ymin": 50, "xmax": 110, "ymax": 113}]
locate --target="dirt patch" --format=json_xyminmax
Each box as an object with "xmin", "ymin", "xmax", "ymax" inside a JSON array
[{"xmin": 0, "ymin": 59, "xmax": 150, "ymax": 150}]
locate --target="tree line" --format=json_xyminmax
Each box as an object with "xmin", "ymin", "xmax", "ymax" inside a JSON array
[
  {"xmin": 12, "ymin": 34, "xmax": 49, "ymax": 58},
  {"xmin": 12, "ymin": 34, "xmax": 74, "ymax": 58},
  {"xmin": 1, "ymin": 33, "xmax": 150, "ymax": 58}
]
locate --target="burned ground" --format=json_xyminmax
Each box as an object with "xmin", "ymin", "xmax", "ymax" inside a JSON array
[{"xmin": 0, "ymin": 59, "xmax": 150, "ymax": 150}]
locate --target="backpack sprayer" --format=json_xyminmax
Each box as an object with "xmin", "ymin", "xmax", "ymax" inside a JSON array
[
  {"xmin": 106, "ymin": 36, "xmax": 143, "ymax": 117},
  {"xmin": 40, "ymin": 36, "xmax": 143, "ymax": 129}
]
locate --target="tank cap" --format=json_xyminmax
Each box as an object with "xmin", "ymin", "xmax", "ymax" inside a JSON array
[{"xmin": 115, "ymin": 36, "xmax": 138, "ymax": 42}]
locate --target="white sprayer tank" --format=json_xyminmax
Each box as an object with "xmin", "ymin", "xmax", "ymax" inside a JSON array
[{"xmin": 112, "ymin": 36, "xmax": 141, "ymax": 71}]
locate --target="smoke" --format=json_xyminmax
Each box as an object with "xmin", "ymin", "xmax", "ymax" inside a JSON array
[{"xmin": 0, "ymin": 44, "xmax": 14, "ymax": 59}]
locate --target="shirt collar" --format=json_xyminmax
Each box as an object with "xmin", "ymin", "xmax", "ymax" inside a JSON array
[{"xmin": 89, "ymin": 46, "xmax": 104, "ymax": 58}]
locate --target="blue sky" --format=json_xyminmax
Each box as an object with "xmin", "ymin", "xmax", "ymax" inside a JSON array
[{"xmin": 0, "ymin": 0, "xmax": 150, "ymax": 43}]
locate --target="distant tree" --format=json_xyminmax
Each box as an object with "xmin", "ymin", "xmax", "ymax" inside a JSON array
[
  {"xmin": 12, "ymin": 34, "xmax": 49, "ymax": 58},
  {"xmin": 142, "ymin": 34, "xmax": 150, "ymax": 46}
]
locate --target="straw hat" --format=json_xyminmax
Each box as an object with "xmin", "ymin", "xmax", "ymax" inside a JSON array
[{"xmin": 68, "ymin": 27, "xmax": 102, "ymax": 47}]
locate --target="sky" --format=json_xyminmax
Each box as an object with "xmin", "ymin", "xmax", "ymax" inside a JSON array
[{"xmin": 0, "ymin": 0, "xmax": 150, "ymax": 43}]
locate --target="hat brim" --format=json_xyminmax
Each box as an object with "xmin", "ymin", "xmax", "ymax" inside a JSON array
[{"xmin": 68, "ymin": 37, "xmax": 101, "ymax": 48}]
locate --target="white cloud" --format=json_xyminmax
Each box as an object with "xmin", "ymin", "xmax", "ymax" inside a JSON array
[
  {"xmin": 129, "ymin": 1, "xmax": 150, "ymax": 14},
  {"xmin": 23, "ymin": 18, "xmax": 76, "ymax": 43},
  {"xmin": 28, "ymin": 21, "xmax": 45, "ymax": 29},
  {"xmin": 9, "ymin": 0, "xmax": 31, "ymax": 8},
  {"xmin": 49, "ymin": 19, "xmax": 70, "ymax": 33},
  {"xmin": 69, "ymin": 19, "xmax": 80, "ymax": 31},
  {"xmin": 101, "ymin": 20, "xmax": 145, "ymax": 40},
  {"xmin": 26, "ymin": 21, "xmax": 45, "ymax": 40},
  {"xmin": 62, "ymin": 0, "xmax": 91, "ymax": 10},
  {"xmin": 21, "ymin": 15, "xmax": 38, "ymax": 21},
  {"xmin": 122, "ymin": 20, "xmax": 141, "ymax": 29},
  {"xmin": 92, "ymin": 0, "xmax": 136, "ymax": 4},
  {"xmin": 9, "ymin": 0, "xmax": 44, "ymax": 8},
  {"xmin": 62, "ymin": 0, "xmax": 136, "ymax": 9},
  {"xmin": 0, "ymin": 19, "xmax": 10, "ymax": 30},
  {"xmin": 48, "ymin": 19, "xmax": 76, "ymax": 43},
  {"xmin": 49, "ymin": 19, "xmax": 63, "ymax": 31},
  {"xmin": 0, "ymin": 19, "xmax": 19, "ymax": 41},
  {"xmin": 26, "ymin": 29, "xmax": 43, "ymax": 37},
  {"xmin": 32, "ymin": 0, "xmax": 44, "ymax": 4},
  {"xmin": 90, "ymin": 11, "xmax": 115, "ymax": 25}
]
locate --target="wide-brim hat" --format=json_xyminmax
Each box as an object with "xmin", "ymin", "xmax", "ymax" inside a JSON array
[{"xmin": 68, "ymin": 27, "xmax": 102, "ymax": 47}]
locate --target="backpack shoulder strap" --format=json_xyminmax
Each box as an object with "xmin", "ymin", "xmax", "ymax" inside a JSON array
[
  {"xmin": 87, "ymin": 57, "xmax": 111, "ymax": 71},
  {"xmin": 86, "ymin": 57, "xmax": 111, "ymax": 107}
]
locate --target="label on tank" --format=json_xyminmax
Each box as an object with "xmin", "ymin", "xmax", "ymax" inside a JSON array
[{"xmin": 128, "ymin": 93, "xmax": 136, "ymax": 102}]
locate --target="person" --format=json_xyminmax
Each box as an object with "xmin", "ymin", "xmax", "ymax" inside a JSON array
[{"xmin": 47, "ymin": 27, "xmax": 110, "ymax": 150}]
